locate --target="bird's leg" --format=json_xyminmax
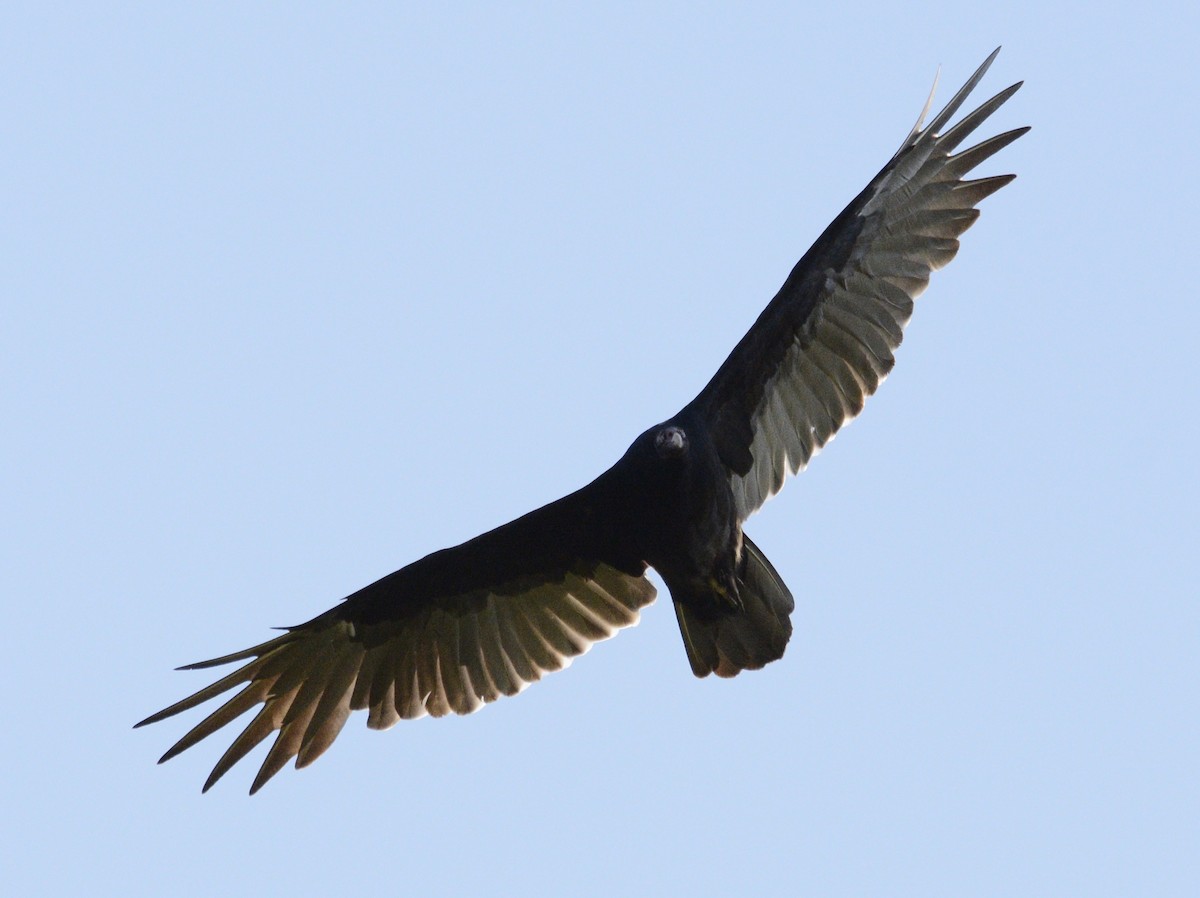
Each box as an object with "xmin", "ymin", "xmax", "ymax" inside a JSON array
[{"xmin": 706, "ymin": 570, "xmax": 744, "ymax": 613}]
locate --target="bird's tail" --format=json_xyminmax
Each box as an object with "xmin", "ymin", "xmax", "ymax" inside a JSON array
[{"xmin": 673, "ymin": 534, "xmax": 795, "ymax": 678}]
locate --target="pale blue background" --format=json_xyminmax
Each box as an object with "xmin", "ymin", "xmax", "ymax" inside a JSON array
[{"xmin": 4, "ymin": 4, "xmax": 1196, "ymax": 896}]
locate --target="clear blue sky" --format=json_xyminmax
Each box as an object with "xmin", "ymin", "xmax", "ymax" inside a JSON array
[{"xmin": 4, "ymin": 4, "xmax": 1196, "ymax": 896}]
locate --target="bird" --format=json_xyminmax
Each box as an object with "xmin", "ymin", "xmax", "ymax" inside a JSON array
[{"xmin": 137, "ymin": 48, "xmax": 1026, "ymax": 794}]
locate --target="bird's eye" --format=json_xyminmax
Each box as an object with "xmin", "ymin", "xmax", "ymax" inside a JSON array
[{"xmin": 654, "ymin": 426, "xmax": 688, "ymax": 458}]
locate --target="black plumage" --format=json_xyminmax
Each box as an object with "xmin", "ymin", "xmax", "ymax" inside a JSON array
[{"xmin": 138, "ymin": 49, "xmax": 1026, "ymax": 793}]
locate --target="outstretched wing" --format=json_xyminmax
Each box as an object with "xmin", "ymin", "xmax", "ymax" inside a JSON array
[
  {"xmin": 684, "ymin": 48, "xmax": 1028, "ymax": 520},
  {"xmin": 136, "ymin": 482, "xmax": 655, "ymax": 793}
]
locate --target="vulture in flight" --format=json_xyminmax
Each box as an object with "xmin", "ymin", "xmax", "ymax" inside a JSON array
[{"xmin": 138, "ymin": 49, "xmax": 1026, "ymax": 793}]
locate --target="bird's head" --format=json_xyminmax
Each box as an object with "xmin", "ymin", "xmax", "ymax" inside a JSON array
[{"xmin": 653, "ymin": 425, "xmax": 689, "ymax": 459}]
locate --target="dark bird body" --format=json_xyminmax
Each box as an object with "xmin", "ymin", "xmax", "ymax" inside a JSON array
[{"xmin": 138, "ymin": 50, "xmax": 1027, "ymax": 793}]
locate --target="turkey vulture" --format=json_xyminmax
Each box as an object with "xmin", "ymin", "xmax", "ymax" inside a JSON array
[{"xmin": 138, "ymin": 49, "xmax": 1026, "ymax": 793}]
